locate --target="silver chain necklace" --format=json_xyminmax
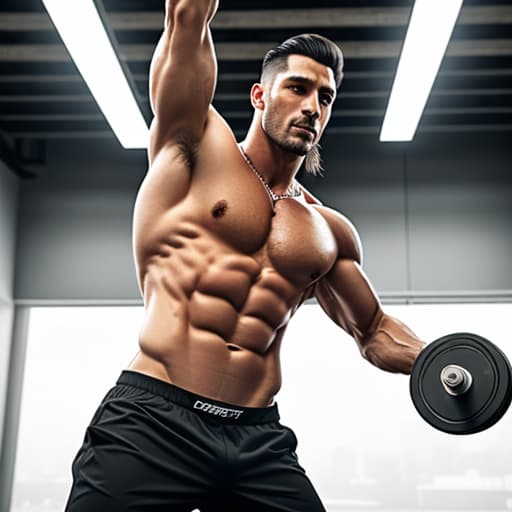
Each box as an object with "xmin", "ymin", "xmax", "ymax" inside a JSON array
[{"xmin": 239, "ymin": 145, "xmax": 301, "ymax": 210}]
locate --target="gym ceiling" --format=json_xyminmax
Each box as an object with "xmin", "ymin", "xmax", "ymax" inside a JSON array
[{"xmin": 1, "ymin": 0, "xmax": 511, "ymax": 177}]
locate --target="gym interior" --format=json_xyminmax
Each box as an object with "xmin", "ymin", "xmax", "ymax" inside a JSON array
[{"xmin": 1, "ymin": 1, "xmax": 511, "ymax": 511}]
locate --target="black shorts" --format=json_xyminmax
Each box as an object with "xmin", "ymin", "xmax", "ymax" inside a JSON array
[{"xmin": 65, "ymin": 370, "xmax": 325, "ymax": 511}]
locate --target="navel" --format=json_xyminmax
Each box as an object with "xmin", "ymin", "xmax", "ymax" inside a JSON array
[{"xmin": 211, "ymin": 200, "xmax": 228, "ymax": 218}]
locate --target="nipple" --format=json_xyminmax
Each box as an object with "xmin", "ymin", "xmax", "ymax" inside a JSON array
[{"xmin": 212, "ymin": 200, "xmax": 228, "ymax": 218}]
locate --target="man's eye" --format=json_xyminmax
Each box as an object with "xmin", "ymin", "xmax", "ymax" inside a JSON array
[
  {"xmin": 321, "ymin": 96, "xmax": 333, "ymax": 106},
  {"xmin": 290, "ymin": 85, "xmax": 304, "ymax": 93}
]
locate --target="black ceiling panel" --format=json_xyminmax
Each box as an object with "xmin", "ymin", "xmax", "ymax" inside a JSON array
[{"xmin": 0, "ymin": 1, "xmax": 510, "ymax": 146}]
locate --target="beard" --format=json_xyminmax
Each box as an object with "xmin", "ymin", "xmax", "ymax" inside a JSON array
[{"xmin": 262, "ymin": 104, "xmax": 324, "ymax": 176}]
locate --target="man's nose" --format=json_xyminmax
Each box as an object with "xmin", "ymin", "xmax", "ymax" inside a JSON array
[{"xmin": 302, "ymin": 95, "xmax": 320, "ymax": 121}]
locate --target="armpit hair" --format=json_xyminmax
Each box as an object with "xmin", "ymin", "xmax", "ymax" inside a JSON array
[{"xmin": 175, "ymin": 138, "xmax": 199, "ymax": 169}]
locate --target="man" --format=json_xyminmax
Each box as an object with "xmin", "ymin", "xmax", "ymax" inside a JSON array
[{"xmin": 66, "ymin": 1, "xmax": 425, "ymax": 510}]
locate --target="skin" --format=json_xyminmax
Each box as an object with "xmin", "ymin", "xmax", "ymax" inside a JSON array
[{"xmin": 127, "ymin": 0, "xmax": 425, "ymax": 407}]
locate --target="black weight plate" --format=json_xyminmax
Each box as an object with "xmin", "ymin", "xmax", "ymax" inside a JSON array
[
  {"xmin": 420, "ymin": 345, "xmax": 494, "ymax": 422},
  {"xmin": 410, "ymin": 333, "xmax": 512, "ymax": 434}
]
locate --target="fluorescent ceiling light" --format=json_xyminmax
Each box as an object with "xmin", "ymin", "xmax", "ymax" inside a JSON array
[
  {"xmin": 380, "ymin": 0, "xmax": 463, "ymax": 142},
  {"xmin": 42, "ymin": 0, "xmax": 149, "ymax": 149}
]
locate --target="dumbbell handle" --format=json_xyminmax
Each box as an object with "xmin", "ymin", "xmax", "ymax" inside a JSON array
[{"xmin": 440, "ymin": 364, "xmax": 473, "ymax": 396}]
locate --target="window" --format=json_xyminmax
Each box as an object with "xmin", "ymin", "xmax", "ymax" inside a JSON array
[{"xmin": 11, "ymin": 303, "xmax": 512, "ymax": 511}]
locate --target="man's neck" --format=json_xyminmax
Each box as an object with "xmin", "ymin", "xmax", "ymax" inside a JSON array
[{"xmin": 241, "ymin": 123, "xmax": 304, "ymax": 194}]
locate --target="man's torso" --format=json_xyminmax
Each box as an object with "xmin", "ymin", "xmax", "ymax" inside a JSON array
[{"xmin": 129, "ymin": 108, "xmax": 340, "ymax": 406}]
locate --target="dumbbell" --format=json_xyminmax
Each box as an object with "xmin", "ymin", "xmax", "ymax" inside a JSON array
[{"xmin": 410, "ymin": 332, "xmax": 512, "ymax": 434}]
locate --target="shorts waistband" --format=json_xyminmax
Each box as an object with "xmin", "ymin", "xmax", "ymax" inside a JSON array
[{"xmin": 117, "ymin": 370, "xmax": 280, "ymax": 425}]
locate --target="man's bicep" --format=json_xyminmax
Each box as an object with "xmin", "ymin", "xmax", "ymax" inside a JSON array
[
  {"xmin": 149, "ymin": 5, "xmax": 217, "ymax": 147},
  {"xmin": 315, "ymin": 258, "xmax": 383, "ymax": 345}
]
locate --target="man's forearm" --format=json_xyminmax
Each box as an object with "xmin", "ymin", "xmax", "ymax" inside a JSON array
[{"xmin": 360, "ymin": 313, "xmax": 426, "ymax": 374}]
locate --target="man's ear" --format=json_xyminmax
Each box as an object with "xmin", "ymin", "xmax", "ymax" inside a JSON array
[{"xmin": 250, "ymin": 83, "xmax": 265, "ymax": 110}]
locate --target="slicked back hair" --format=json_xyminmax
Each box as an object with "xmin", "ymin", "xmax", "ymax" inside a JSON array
[{"xmin": 261, "ymin": 34, "xmax": 344, "ymax": 90}]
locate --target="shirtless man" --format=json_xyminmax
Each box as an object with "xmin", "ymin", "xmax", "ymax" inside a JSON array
[{"xmin": 65, "ymin": 1, "xmax": 425, "ymax": 511}]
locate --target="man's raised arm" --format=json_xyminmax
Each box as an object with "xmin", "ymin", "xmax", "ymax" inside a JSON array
[{"xmin": 148, "ymin": 0, "xmax": 219, "ymax": 160}]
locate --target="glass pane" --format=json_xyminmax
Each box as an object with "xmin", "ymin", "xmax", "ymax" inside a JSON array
[{"xmin": 11, "ymin": 306, "xmax": 144, "ymax": 512}]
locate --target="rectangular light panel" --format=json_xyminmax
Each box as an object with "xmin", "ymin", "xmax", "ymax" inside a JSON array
[
  {"xmin": 380, "ymin": 0, "xmax": 464, "ymax": 142},
  {"xmin": 42, "ymin": 0, "xmax": 149, "ymax": 149}
]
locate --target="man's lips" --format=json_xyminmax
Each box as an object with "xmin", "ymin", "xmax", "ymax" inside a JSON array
[{"xmin": 292, "ymin": 125, "xmax": 317, "ymax": 137}]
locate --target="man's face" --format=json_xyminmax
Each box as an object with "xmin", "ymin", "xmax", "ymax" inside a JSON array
[{"xmin": 261, "ymin": 54, "xmax": 337, "ymax": 156}]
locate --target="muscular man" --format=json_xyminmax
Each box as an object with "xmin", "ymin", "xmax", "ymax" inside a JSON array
[{"xmin": 66, "ymin": 2, "xmax": 425, "ymax": 511}]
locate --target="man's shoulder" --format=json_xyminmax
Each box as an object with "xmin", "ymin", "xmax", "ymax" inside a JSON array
[{"xmin": 313, "ymin": 203, "xmax": 363, "ymax": 264}]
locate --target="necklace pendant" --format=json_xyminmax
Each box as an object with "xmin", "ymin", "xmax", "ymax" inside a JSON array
[{"xmin": 238, "ymin": 144, "xmax": 300, "ymax": 216}]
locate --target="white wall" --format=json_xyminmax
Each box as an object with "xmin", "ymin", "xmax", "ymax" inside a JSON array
[
  {"xmin": 10, "ymin": 303, "xmax": 512, "ymax": 511},
  {"xmin": 0, "ymin": 161, "xmax": 19, "ymax": 450}
]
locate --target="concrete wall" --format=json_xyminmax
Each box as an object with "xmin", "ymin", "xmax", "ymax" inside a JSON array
[
  {"xmin": 0, "ymin": 160, "xmax": 19, "ymax": 449},
  {"xmin": 15, "ymin": 139, "xmax": 147, "ymax": 303},
  {"xmin": 14, "ymin": 131, "xmax": 512, "ymax": 303}
]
